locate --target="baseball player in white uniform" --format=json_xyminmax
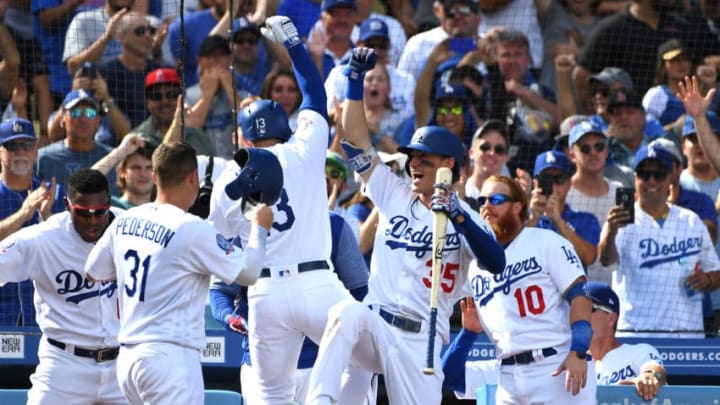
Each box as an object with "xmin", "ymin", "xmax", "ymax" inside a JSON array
[
  {"xmin": 305, "ymin": 48, "xmax": 506, "ymax": 405},
  {"xmin": 207, "ymin": 17, "xmax": 365, "ymax": 403},
  {"xmin": 471, "ymin": 175, "xmax": 595, "ymax": 404},
  {"xmin": 85, "ymin": 143, "xmax": 274, "ymax": 405},
  {"xmin": 0, "ymin": 168, "xmax": 125, "ymax": 405},
  {"xmin": 599, "ymin": 144, "xmax": 720, "ymax": 338},
  {"xmin": 585, "ymin": 282, "xmax": 666, "ymax": 401}
]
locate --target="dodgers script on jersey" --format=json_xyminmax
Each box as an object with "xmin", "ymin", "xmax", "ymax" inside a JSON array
[
  {"xmin": 86, "ymin": 203, "xmax": 249, "ymax": 350},
  {"xmin": 613, "ymin": 204, "xmax": 720, "ymax": 337},
  {"xmin": 209, "ymin": 109, "xmax": 332, "ymax": 265},
  {"xmin": 596, "ymin": 343, "xmax": 662, "ymax": 385},
  {"xmin": 470, "ymin": 227, "xmax": 584, "ymax": 357},
  {"xmin": 364, "ymin": 164, "xmax": 489, "ymax": 343},
  {"xmin": 0, "ymin": 212, "xmax": 118, "ymax": 347}
]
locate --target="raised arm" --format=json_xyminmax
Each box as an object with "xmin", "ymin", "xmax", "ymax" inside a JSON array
[{"xmin": 678, "ymin": 75, "xmax": 720, "ymax": 174}]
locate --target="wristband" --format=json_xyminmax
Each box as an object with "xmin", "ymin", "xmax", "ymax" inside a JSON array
[
  {"xmin": 341, "ymin": 140, "xmax": 376, "ymax": 174},
  {"xmin": 345, "ymin": 72, "xmax": 365, "ymax": 101},
  {"xmin": 570, "ymin": 319, "xmax": 592, "ymax": 355}
]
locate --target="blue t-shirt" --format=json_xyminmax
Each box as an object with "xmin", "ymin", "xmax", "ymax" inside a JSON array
[
  {"xmin": 168, "ymin": 10, "xmax": 218, "ymax": 86},
  {"xmin": 36, "ymin": 141, "xmax": 117, "ymax": 196},
  {"xmin": 537, "ymin": 204, "xmax": 601, "ymax": 247},
  {"xmin": 277, "ymin": 0, "xmax": 321, "ymax": 40}
]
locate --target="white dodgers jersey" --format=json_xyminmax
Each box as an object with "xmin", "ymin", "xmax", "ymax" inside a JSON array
[
  {"xmin": 613, "ymin": 204, "xmax": 720, "ymax": 337},
  {"xmin": 0, "ymin": 212, "xmax": 119, "ymax": 347},
  {"xmin": 86, "ymin": 203, "xmax": 248, "ymax": 350},
  {"xmin": 470, "ymin": 227, "xmax": 585, "ymax": 358},
  {"xmin": 596, "ymin": 343, "xmax": 662, "ymax": 385},
  {"xmin": 209, "ymin": 109, "xmax": 332, "ymax": 268},
  {"xmin": 363, "ymin": 164, "xmax": 492, "ymax": 343}
]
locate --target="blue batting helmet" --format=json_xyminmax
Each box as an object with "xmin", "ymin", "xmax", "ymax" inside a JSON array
[
  {"xmin": 397, "ymin": 126, "xmax": 464, "ymax": 180},
  {"xmin": 225, "ymin": 148, "xmax": 284, "ymax": 204},
  {"xmin": 237, "ymin": 99, "xmax": 292, "ymax": 143}
]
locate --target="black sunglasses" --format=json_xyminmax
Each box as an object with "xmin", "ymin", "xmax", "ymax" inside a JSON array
[
  {"xmin": 364, "ymin": 39, "xmax": 389, "ymax": 50},
  {"xmin": 233, "ymin": 35, "xmax": 259, "ymax": 45},
  {"xmin": 539, "ymin": 173, "xmax": 570, "ymax": 185},
  {"xmin": 478, "ymin": 143, "xmax": 507, "ymax": 155},
  {"xmin": 477, "ymin": 193, "xmax": 515, "ymax": 206},
  {"xmin": 445, "ymin": 5, "xmax": 473, "ymax": 16},
  {"xmin": 146, "ymin": 88, "xmax": 181, "ymax": 101},
  {"xmin": 635, "ymin": 169, "xmax": 668, "ymax": 182},
  {"xmin": 578, "ymin": 141, "xmax": 607, "ymax": 155},
  {"xmin": 2, "ymin": 140, "xmax": 36, "ymax": 152},
  {"xmin": 134, "ymin": 25, "xmax": 157, "ymax": 36}
]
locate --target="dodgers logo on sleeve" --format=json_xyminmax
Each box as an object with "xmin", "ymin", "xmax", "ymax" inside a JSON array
[{"xmin": 216, "ymin": 234, "xmax": 243, "ymax": 255}]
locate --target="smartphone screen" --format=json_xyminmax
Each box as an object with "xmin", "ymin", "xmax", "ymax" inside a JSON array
[
  {"xmin": 615, "ymin": 187, "xmax": 635, "ymax": 224},
  {"xmin": 539, "ymin": 174, "xmax": 553, "ymax": 197}
]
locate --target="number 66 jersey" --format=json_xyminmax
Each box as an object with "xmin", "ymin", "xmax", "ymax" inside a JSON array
[{"xmin": 470, "ymin": 227, "xmax": 585, "ymax": 358}]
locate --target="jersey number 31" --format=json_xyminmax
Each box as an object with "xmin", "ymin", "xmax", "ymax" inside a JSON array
[{"xmin": 124, "ymin": 249, "xmax": 150, "ymax": 301}]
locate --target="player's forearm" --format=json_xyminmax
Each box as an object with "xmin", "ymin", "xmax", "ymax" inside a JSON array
[
  {"xmin": 288, "ymin": 44, "xmax": 327, "ymax": 119},
  {"xmin": 0, "ymin": 207, "xmax": 35, "ymax": 241},
  {"xmin": 208, "ymin": 288, "xmax": 236, "ymax": 324},
  {"xmin": 234, "ymin": 224, "xmax": 267, "ymax": 285},
  {"xmin": 453, "ymin": 215, "xmax": 506, "ymax": 274},
  {"xmin": 441, "ymin": 328, "xmax": 479, "ymax": 393}
]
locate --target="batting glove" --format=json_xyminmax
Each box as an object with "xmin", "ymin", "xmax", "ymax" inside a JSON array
[
  {"xmin": 261, "ymin": 16, "xmax": 301, "ymax": 48},
  {"xmin": 342, "ymin": 48, "xmax": 377, "ymax": 80},
  {"xmin": 431, "ymin": 182, "xmax": 463, "ymax": 221},
  {"xmin": 226, "ymin": 315, "xmax": 248, "ymax": 335}
]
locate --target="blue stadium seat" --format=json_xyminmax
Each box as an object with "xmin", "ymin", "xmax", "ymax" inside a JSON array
[
  {"xmin": 204, "ymin": 389, "xmax": 243, "ymax": 405},
  {"xmin": 0, "ymin": 389, "xmax": 28, "ymax": 405}
]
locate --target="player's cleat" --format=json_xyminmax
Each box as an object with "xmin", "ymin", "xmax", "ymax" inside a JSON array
[{"xmin": 261, "ymin": 16, "xmax": 301, "ymax": 48}]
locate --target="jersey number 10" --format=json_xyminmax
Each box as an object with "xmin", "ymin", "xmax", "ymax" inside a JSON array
[
  {"xmin": 124, "ymin": 249, "xmax": 151, "ymax": 302},
  {"xmin": 513, "ymin": 285, "xmax": 546, "ymax": 317}
]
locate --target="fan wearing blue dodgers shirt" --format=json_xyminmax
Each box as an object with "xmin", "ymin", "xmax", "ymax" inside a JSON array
[
  {"xmin": 306, "ymin": 47, "xmax": 505, "ymax": 405},
  {"xmin": 208, "ymin": 16, "xmax": 368, "ymax": 404},
  {"xmin": 473, "ymin": 175, "xmax": 595, "ymax": 404},
  {"xmin": 585, "ymin": 281, "xmax": 666, "ymax": 401},
  {"xmin": 85, "ymin": 143, "xmax": 276, "ymax": 405},
  {"xmin": 209, "ymin": 211, "xmax": 370, "ymax": 403},
  {"xmin": 0, "ymin": 168, "xmax": 125, "ymax": 404}
]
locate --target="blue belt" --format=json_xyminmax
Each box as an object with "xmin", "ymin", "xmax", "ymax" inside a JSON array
[
  {"xmin": 378, "ymin": 308, "xmax": 422, "ymax": 333},
  {"xmin": 259, "ymin": 260, "xmax": 330, "ymax": 278},
  {"xmin": 501, "ymin": 347, "xmax": 557, "ymax": 365}
]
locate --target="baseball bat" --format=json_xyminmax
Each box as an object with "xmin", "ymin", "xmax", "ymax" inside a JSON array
[{"xmin": 423, "ymin": 167, "xmax": 452, "ymax": 375}]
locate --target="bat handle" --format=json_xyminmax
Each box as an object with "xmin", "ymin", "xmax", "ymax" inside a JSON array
[{"xmin": 423, "ymin": 308, "xmax": 438, "ymax": 375}]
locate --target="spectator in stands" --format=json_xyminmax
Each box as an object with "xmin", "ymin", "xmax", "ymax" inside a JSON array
[
  {"xmin": 414, "ymin": 81, "xmax": 474, "ymax": 146},
  {"xmin": 229, "ymin": 18, "xmax": 271, "ymax": 97},
  {"xmin": 134, "ymin": 68, "xmax": 214, "ymax": 156},
  {"xmin": 598, "ymin": 143, "xmax": 720, "ymax": 338},
  {"xmin": 260, "ymin": 67, "xmax": 301, "ymax": 130},
  {"xmin": 32, "ymin": 0, "xmax": 84, "ymax": 105},
  {"xmin": 652, "ymin": 137, "xmax": 718, "ymax": 244},
  {"xmin": 48, "ymin": 63, "xmax": 132, "ymax": 148},
  {"xmin": 36, "ymin": 89, "xmax": 118, "ymax": 194},
  {"xmin": 586, "ymin": 282, "xmax": 666, "ymax": 400},
  {"xmin": 0, "ymin": 5, "xmax": 20, "ymax": 117},
  {"xmin": 167, "ymin": 0, "xmax": 229, "ymax": 86},
  {"xmin": 185, "ymin": 35, "xmax": 239, "ymax": 159},
  {"xmin": 680, "ymin": 113, "xmax": 720, "ymax": 213},
  {"xmin": 465, "ymin": 119, "xmax": 512, "ymax": 202},
  {"xmin": 325, "ymin": 18, "xmax": 416, "ymax": 121},
  {"xmin": 528, "ymin": 150, "xmax": 600, "ymax": 267},
  {"xmin": 585, "ymin": 68, "xmax": 633, "ymax": 130},
  {"xmin": 536, "ymin": 0, "xmax": 600, "ymax": 93},
  {"xmin": 398, "ymin": 0, "xmax": 481, "ymax": 81},
  {"xmin": 63, "ymin": 0, "xmax": 133, "ymax": 75},
  {"xmin": 554, "ymin": 114, "xmax": 587, "ymax": 154},
  {"xmin": 305, "ymin": 0, "xmax": 357, "ymax": 78},
  {"xmin": 643, "ymin": 39, "xmax": 692, "ymax": 129},
  {"xmin": 606, "ymin": 89, "xmax": 659, "ymax": 169},
  {"xmin": 573, "ymin": 0, "xmax": 720, "ymax": 113},
  {"xmin": 0, "ymin": 118, "xmax": 64, "ymax": 327},
  {"xmin": 360, "ymin": 63, "xmax": 412, "ymax": 153},
  {"xmin": 277, "ymin": 0, "xmax": 322, "ymax": 40},
  {"xmin": 100, "ymin": 11, "xmax": 165, "ymax": 128}
]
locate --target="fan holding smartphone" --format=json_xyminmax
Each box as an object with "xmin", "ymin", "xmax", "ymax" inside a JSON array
[{"xmin": 527, "ymin": 150, "xmax": 601, "ymax": 267}]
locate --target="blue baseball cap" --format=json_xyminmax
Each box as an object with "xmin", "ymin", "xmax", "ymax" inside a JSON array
[
  {"xmin": 682, "ymin": 112, "xmax": 720, "ymax": 136},
  {"xmin": 62, "ymin": 89, "xmax": 100, "ymax": 110},
  {"xmin": 231, "ymin": 17, "xmax": 260, "ymax": 37},
  {"xmin": 0, "ymin": 118, "xmax": 36, "ymax": 144},
  {"xmin": 359, "ymin": 18, "xmax": 389, "ymax": 43},
  {"xmin": 584, "ymin": 281, "xmax": 620, "ymax": 315},
  {"xmin": 632, "ymin": 143, "xmax": 674, "ymax": 172},
  {"xmin": 568, "ymin": 120, "xmax": 606, "ymax": 148},
  {"xmin": 321, "ymin": 0, "xmax": 356, "ymax": 12},
  {"xmin": 434, "ymin": 82, "xmax": 466, "ymax": 102},
  {"xmin": 533, "ymin": 150, "xmax": 571, "ymax": 177}
]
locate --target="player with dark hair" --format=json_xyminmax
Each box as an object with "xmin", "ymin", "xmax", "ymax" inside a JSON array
[
  {"xmin": 0, "ymin": 168, "xmax": 124, "ymax": 404},
  {"xmin": 306, "ymin": 47, "xmax": 505, "ymax": 405},
  {"xmin": 208, "ymin": 17, "xmax": 371, "ymax": 403},
  {"xmin": 85, "ymin": 142, "xmax": 275, "ymax": 404}
]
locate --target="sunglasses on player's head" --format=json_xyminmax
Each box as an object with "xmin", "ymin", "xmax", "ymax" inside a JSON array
[
  {"xmin": 476, "ymin": 193, "xmax": 515, "ymax": 206},
  {"xmin": 66, "ymin": 198, "xmax": 111, "ymax": 217}
]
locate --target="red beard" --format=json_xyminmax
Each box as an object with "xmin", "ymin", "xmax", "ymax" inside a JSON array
[{"xmin": 489, "ymin": 209, "xmax": 522, "ymax": 244}]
